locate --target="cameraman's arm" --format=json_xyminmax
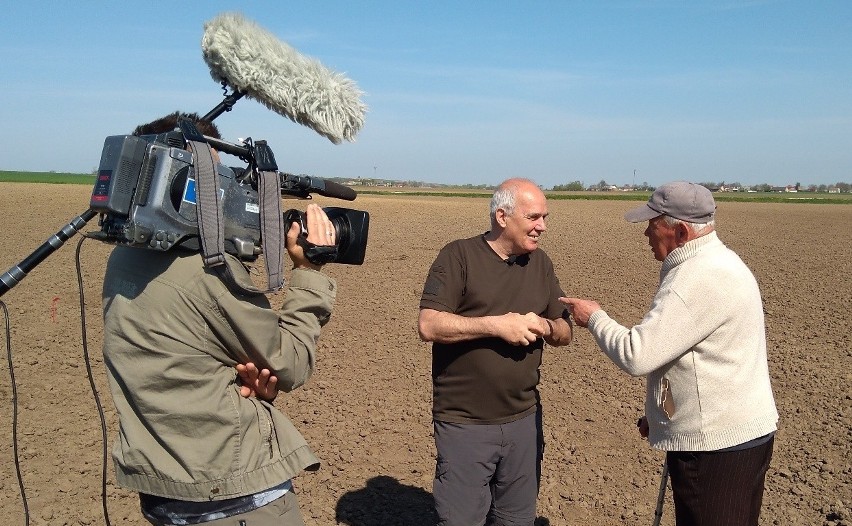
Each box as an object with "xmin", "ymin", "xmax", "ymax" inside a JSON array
[
  {"xmin": 271, "ymin": 267, "xmax": 335, "ymax": 391},
  {"xmin": 269, "ymin": 204, "xmax": 337, "ymax": 390},
  {"xmin": 218, "ymin": 269, "xmax": 334, "ymax": 394},
  {"xmin": 218, "ymin": 205, "xmax": 336, "ymax": 393}
]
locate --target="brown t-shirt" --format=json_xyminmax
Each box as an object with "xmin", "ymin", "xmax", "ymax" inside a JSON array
[{"xmin": 420, "ymin": 234, "xmax": 567, "ymax": 424}]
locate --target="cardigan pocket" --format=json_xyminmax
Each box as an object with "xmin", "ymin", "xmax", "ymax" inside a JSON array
[{"xmin": 660, "ymin": 377, "xmax": 676, "ymax": 419}]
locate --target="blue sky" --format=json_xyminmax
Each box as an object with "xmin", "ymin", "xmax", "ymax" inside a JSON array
[{"xmin": 1, "ymin": 1, "xmax": 850, "ymax": 188}]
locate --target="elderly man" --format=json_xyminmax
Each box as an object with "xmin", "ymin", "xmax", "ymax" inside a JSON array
[
  {"xmin": 561, "ymin": 181, "xmax": 778, "ymax": 526},
  {"xmin": 419, "ymin": 178, "xmax": 573, "ymax": 526}
]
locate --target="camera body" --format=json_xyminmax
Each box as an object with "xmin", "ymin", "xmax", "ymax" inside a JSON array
[{"xmin": 89, "ymin": 132, "xmax": 369, "ymax": 264}]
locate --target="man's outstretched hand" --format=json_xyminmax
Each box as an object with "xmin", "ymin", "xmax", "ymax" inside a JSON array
[{"xmin": 558, "ymin": 297, "xmax": 601, "ymax": 328}]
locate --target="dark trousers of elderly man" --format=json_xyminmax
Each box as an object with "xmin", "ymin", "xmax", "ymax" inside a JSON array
[{"xmin": 667, "ymin": 435, "xmax": 775, "ymax": 525}]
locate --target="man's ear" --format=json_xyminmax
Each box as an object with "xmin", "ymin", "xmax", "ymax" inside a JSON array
[
  {"xmin": 495, "ymin": 208, "xmax": 509, "ymax": 228},
  {"xmin": 675, "ymin": 222, "xmax": 690, "ymax": 245}
]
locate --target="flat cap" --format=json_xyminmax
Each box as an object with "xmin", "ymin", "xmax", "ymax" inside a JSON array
[{"xmin": 624, "ymin": 181, "xmax": 716, "ymax": 223}]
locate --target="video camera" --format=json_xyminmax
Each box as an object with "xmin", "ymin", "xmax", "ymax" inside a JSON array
[
  {"xmin": 0, "ymin": 12, "xmax": 371, "ymax": 298},
  {"xmin": 88, "ymin": 130, "xmax": 369, "ymax": 265}
]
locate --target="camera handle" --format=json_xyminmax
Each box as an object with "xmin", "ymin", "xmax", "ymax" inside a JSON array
[
  {"xmin": 0, "ymin": 209, "xmax": 97, "ymax": 298},
  {"xmin": 296, "ymin": 238, "xmax": 339, "ymax": 265}
]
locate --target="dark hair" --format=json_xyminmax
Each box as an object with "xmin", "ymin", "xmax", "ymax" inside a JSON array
[{"xmin": 132, "ymin": 111, "xmax": 221, "ymax": 139}]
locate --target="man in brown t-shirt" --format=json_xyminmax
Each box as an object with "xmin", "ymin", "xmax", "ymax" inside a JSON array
[{"xmin": 419, "ymin": 178, "xmax": 572, "ymax": 526}]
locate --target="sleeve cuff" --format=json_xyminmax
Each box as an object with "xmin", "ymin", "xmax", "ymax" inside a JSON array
[{"xmin": 587, "ymin": 309, "xmax": 608, "ymax": 331}]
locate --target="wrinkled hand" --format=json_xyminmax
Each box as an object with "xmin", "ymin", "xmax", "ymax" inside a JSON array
[
  {"xmin": 558, "ymin": 297, "xmax": 601, "ymax": 328},
  {"xmin": 497, "ymin": 312, "xmax": 549, "ymax": 346},
  {"xmin": 636, "ymin": 415, "xmax": 649, "ymax": 439},
  {"xmin": 236, "ymin": 362, "xmax": 279, "ymax": 402}
]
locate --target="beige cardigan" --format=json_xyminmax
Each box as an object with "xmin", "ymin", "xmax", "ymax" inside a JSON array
[{"xmin": 587, "ymin": 232, "xmax": 778, "ymax": 451}]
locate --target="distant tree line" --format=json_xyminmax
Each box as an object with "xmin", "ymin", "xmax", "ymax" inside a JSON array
[
  {"xmin": 697, "ymin": 181, "xmax": 852, "ymax": 192},
  {"xmin": 551, "ymin": 181, "xmax": 585, "ymax": 191},
  {"xmin": 551, "ymin": 180, "xmax": 654, "ymax": 191},
  {"xmin": 343, "ymin": 178, "xmax": 496, "ymax": 190},
  {"xmin": 551, "ymin": 179, "xmax": 852, "ymax": 192},
  {"xmin": 808, "ymin": 182, "xmax": 851, "ymax": 192}
]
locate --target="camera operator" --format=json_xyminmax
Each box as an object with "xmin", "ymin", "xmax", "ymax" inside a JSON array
[{"xmin": 101, "ymin": 112, "xmax": 337, "ymax": 525}]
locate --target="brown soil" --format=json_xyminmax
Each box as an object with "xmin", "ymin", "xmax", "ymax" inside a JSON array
[{"xmin": 0, "ymin": 182, "xmax": 849, "ymax": 525}]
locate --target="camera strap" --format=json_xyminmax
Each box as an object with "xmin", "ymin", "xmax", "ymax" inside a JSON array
[
  {"xmin": 257, "ymin": 168, "xmax": 284, "ymax": 290},
  {"xmin": 180, "ymin": 119, "xmax": 285, "ymax": 295},
  {"xmin": 179, "ymin": 119, "xmax": 227, "ymax": 273},
  {"xmin": 190, "ymin": 137, "xmax": 260, "ymax": 295},
  {"xmin": 181, "ymin": 120, "xmax": 252, "ymax": 294},
  {"xmin": 192, "ymin": 142, "xmax": 227, "ymax": 270}
]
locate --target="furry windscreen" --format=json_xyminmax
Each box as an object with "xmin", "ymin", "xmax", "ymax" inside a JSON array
[{"xmin": 202, "ymin": 12, "xmax": 367, "ymax": 144}]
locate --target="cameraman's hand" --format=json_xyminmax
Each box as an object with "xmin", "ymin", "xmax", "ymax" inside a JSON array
[
  {"xmin": 286, "ymin": 204, "xmax": 335, "ymax": 271},
  {"xmin": 236, "ymin": 362, "xmax": 279, "ymax": 402}
]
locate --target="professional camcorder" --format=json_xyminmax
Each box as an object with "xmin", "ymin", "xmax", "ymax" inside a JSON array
[
  {"xmin": 88, "ymin": 130, "xmax": 369, "ymax": 265},
  {"xmin": 0, "ymin": 12, "xmax": 369, "ymax": 298},
  {"xmin": 85, "ymin": 10, "xmax": 371, "ymax": 267}
]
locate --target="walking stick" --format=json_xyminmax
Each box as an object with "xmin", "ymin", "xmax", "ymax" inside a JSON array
[{"xmin": 652, "ymin": 461, "xmax": 669, "ymax": 526}]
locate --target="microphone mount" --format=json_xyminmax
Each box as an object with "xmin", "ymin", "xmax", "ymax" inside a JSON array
[{"xmin": 201, "ymin": 83, "xmax": 246, "ymax": 123}]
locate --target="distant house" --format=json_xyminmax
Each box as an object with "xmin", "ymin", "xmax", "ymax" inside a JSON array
[{"xmin": 828, "ymin": 187, "xmax": 840, "ymax": 194}]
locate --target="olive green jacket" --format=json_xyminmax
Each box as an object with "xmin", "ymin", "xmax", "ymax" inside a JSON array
[{"xmin": 102, "ymin": 247, "xmax": 335, "ymax": 501}]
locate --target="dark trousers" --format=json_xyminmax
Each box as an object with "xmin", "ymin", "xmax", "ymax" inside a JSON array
[{"xmin": 666, "ymin": 436, "xmax": 774, "ymax": 526}]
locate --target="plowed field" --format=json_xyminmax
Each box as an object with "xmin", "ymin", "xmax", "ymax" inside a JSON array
[{"xmin": 1, "ymin": 183, "xmax": 849, "ymax": 525}]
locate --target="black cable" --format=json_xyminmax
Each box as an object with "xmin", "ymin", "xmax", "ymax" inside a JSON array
[
  {"xmin": 74, "ymin": 237, "xmax": 112, "ymax": 526},
  {"xmin": 1, "ymin": 299, "xmax": 30, "ymax": 525}
]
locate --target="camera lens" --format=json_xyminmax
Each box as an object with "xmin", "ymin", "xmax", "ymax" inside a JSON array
[{"xmin": 283, "ymin": 207, "xmax": 369, "ymax": 265}]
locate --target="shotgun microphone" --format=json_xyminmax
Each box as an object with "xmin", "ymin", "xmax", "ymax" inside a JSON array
[
  {"xmin": 201, "ymin": 12, "xmax": 367, "ymax": 144},
  {"xmin": 280, "ymin": 173, "xmax": 357, "ymax": 201}
]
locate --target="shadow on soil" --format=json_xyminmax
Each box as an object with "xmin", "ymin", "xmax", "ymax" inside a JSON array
[
  {"xmin": 335, "ymin": 475, "xmax": 551, "ymax": 526},
  {"xmin": 336, "ymin": 475, "xmax": 436, "ymax": 525}
]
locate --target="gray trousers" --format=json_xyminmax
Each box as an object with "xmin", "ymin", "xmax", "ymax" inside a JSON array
[{"xmin": 433, "ymin": 410, "xmax": 543, "ymax": 526}]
